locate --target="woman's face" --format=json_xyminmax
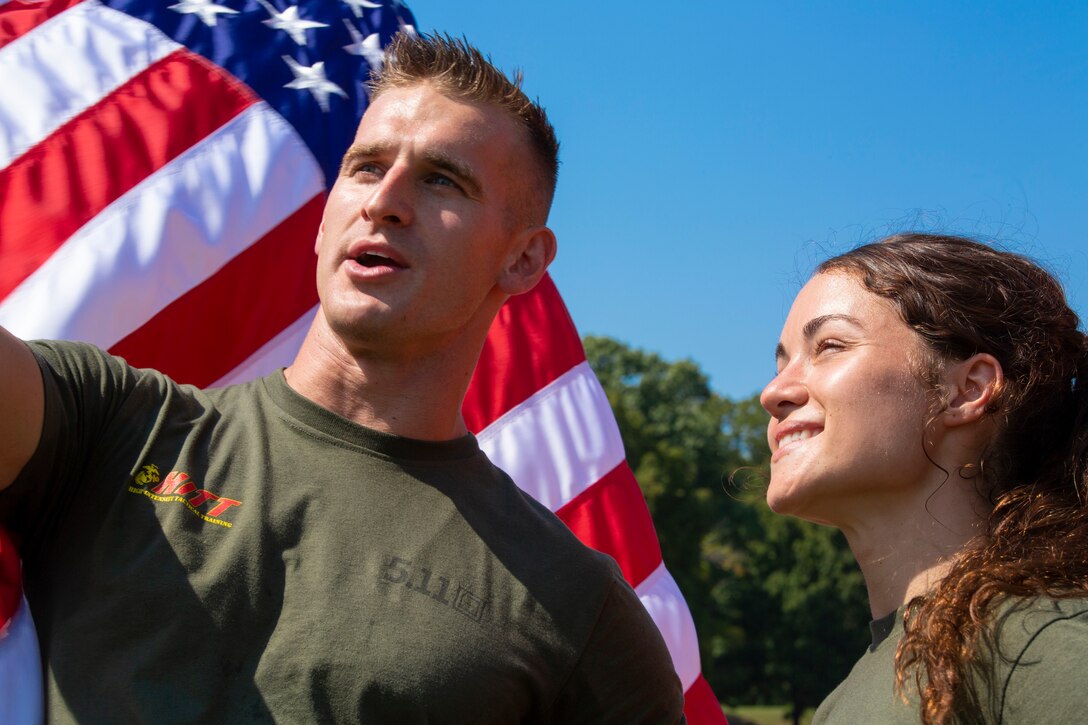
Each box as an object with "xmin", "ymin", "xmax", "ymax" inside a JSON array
[{"xmin": 760, "ymin": 272, "xmax": 938, "ymax": 526}]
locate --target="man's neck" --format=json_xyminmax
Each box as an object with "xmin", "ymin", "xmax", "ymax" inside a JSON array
[{"xmin": 283, "ymin": 313, "xmax": 480, "ymax": 441}]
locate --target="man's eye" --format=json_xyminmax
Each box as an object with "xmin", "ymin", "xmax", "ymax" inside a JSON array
[
  {"xmin": 427, "ymin": 174, "xmax": 459, "ymax": 189},
  {"xmin": 354, "ymin": 163, "xmax": 381, "ymax": 176}
]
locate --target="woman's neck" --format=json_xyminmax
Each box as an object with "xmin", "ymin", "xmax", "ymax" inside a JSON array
[{"xmin": 840, "ymin": 479, "xmax": 989, "ymax": 619}]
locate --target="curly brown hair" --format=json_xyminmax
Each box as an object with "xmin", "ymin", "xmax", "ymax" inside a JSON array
[{"xmin": 819, "ymin": 233, "xmax": 1088, "ymax": 724}]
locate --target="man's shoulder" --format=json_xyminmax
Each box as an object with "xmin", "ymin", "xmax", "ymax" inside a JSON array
[
  {"xmin": 29, "ymin": 338, "xmax": 181, "ymax": 394},
  {"xmin": 28, "ymin": 338, "xmax": 121, "ymax": 375},
  {"xmin": 476, "ymin": 463, "xmax": 618, "ymax": 569}
]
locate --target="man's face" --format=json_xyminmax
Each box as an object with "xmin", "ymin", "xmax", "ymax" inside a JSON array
[{"xmin": 315, "ymin": 83, "xmax": 538, "ymax": 356}]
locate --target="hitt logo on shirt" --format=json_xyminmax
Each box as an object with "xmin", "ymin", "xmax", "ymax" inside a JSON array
[{"xmin": 129, "ymin": 464, "xmax": 242, "ymax": 528}]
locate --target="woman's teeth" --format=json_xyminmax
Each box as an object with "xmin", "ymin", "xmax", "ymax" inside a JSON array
[{"xmin": 780, "ymin": 429, "xmax": 818, "ymax": 446}]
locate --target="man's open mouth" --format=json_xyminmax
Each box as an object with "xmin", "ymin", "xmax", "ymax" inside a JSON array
[{"xmin": 355, "ymin": 251, "xmax": 405, "ymax": 268}]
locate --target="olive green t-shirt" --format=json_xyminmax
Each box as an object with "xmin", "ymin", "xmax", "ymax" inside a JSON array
[
  {"xmin": 814, "ymin": 597, "xmax": 1088, "ymax": 724},
  {"xmin": 2, "ymin": 341, "xmax": 685, "ymax": 724}
]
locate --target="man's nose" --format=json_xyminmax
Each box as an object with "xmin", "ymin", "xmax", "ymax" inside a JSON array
[{"xmin": 361, "ymin": 167, "xmax": 414, "ymax": 226}]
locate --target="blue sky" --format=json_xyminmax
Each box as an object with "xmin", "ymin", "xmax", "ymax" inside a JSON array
[{"xmin": 408, "ymin": 1, "xmax": 1088, "ymax": 399}]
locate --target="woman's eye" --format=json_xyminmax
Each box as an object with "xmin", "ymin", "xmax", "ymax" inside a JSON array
[{"xmin": 815, "ymin": 339, "xmax": 846, "ymax": 354}]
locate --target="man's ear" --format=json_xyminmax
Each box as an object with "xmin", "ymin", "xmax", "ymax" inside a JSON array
[
  {"xmin": 497, "ymin": 225, "xmax": 557, "ymax": 296},
  {"xmin": 314, "ymin": 220, "xmax": 325, "ymax": 256},
  {"xmin": 941, "ymin": 353, "xmax": 1003, "ymax": 427}
]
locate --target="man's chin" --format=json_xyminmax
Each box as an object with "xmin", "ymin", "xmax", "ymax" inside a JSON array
[{"xmin": 320, "ymin": 306, "xmax": 397, "ymax": 346}]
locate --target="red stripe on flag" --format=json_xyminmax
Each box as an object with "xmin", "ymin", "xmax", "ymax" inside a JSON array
[
  {"xmin": 684, "ymin": 675, "xmax": 728, "ymax": 725},
  {"xmin": 0, "ymin": 0, "xmax": 85, "ymax": 49},
  {"xmin": 0, "ymin": 48, "xmax": 256, "ymax": 302},
  {"xmin": 0, "ymin": 527, "xmax": 21, "ymax": 630},
  {"xmin": 556, "ymin": 462, "xmax": 663, "ymax": 589},
  {"xmin": 463, "ymin": 273, "xmax": 586, "ymax": 432},
  {"xmin": 109, "ymin": 194, "xmax": 323, "ymax": 386}
]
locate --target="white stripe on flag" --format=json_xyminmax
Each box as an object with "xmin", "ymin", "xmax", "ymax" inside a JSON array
[
  {"xmin": 211, "ymin": 306, "xmax": 317, "ymax": 387},
  {"xmin": 636, "ymin": 562, "xmax": 701, "ymax": 691},
  {"xmin": 0, "ymin": 103, "xmax": 323, "ymax": 346},
  {"xmin": 0, "ymin": 597, "xmax": 43, "ymax": 725},
  {"xmin": 477, "ymin": 361, "xmax": 626, "ymax": 512},
  {"xmin": 0, "ymin": 0, "xmax": 180, "ymax": 169}
]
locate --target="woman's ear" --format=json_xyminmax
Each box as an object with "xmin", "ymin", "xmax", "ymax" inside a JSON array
[
  {"xmin": 497, "ymin": 225, "xmax": 557, "ymax": 296},
  {"xmin": 941, "ymin": 353, "xmax": 1003, "ymax": 427}
]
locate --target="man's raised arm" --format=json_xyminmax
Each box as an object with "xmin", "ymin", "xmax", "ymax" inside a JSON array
[{"xmin": 0, "ymin": 327, "xmax": 43, "ymax": 492}]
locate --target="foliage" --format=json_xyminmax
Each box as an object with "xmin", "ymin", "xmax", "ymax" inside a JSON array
[
  {"xmin": 723, "ymin": 705, "xmax": 814, "ymax": 725},
  {"xmin": 584, "ymin": 336, "xmax": 870, "ymax": 724}
]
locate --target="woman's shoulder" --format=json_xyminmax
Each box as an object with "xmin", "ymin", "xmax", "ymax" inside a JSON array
[
  {"xmin": 812, "ymin": 612, "xmax": 920, "ymax": 725},
  {"xmin": 993, "ymin": 596, "xmax": 1088, "ymax": 641},
  {"xmin": 985, "ymin": 596, "xmax": 1088, "ymax": 723}
]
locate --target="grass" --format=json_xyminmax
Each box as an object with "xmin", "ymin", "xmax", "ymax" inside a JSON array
[{"xmin": 722, "ymin": 705, "xmax": 815, "ymax": 725}]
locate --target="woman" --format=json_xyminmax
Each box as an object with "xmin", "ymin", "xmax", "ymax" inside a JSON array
[{"xmin": 760, "ymin": 233, "xmax": 1088, "ymax": 724}]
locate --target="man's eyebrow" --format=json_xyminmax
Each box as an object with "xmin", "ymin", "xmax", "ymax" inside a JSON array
[
  {"xmin": 421, "ymin": 150, "xmax": 482, "ymax": 197},
  {"xmin": 339, "ymin": 143, "xmax": 386, "ymax": 175},
  {"xmin": 338, "ymin": 144, "xmax": 483, "ymax": 198}
]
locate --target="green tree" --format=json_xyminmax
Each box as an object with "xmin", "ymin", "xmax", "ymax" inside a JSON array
[
  {"xmin": 584, "ymin": 336, "xmax": 752, "ymax": 630},
  {"xmin": 584, "ymin": 335, "xmax": 869, "ymax": 724},
  {"xmin": 708, "ymin": 494, "xmax": 869, "ymax": 723}
]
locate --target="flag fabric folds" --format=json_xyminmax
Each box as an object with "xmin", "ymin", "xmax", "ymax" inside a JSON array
[
  {"xmin": 0, "ymin": 527, "xmax": 41, "ymax": 724},
  {"xmin": 0, "ymin": 1, "xmax": 724, "ymax": 721}
]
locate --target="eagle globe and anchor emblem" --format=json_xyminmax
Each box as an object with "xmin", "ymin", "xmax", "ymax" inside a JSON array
[{"xmin": 133, "ymin": 464, "xmax": 161, "ymax": 487}]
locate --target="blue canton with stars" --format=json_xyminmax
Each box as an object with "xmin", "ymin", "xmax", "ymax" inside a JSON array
[{"xmin": 100, "ymin": 0, "xmax": 416, "ymax": 189}]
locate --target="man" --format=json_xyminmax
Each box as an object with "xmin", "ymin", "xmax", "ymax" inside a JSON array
[{"xmin": 0, "ymin": 33, "xmax": 685, "ymax": 723}]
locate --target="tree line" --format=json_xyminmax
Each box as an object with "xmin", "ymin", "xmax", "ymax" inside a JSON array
[{"xmin": 584, "ymin": 336, "xmax": 870, "ymax": 723}]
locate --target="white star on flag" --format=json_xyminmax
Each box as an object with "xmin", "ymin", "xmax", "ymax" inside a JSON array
[
  {"xmin": 342, "ymin": 20, "xmax": 384, "ymax": 68},
  {"xmin": 282, "ymin": 55, "xmax": 349, "ymax": 112},
  {"xmin": 258, "ymin": 0, "xmax": 329, "ymax": 46},
  {"xmin": 168, "ymin": 0, "xmax": 239, "ymax": 27},
  {"xmin": 342, "ymin": 0, "xmax": 382, "ymax": 18}
]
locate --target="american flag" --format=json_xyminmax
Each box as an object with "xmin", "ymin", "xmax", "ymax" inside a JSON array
[{"xmin": 0, "ymin": 1, "xmax": 723, "ymax": 721}]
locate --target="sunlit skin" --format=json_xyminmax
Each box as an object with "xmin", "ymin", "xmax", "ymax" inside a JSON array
[
  {"xmin": 761, "ymin": 272, "xmax": 999, "ymax": 616},
  {"xmin": 285, "ymin": 84, "xmax": 556, "ymax": 441},
  {"xmin": 761, "ymin": 272, "xmax": 937, "ymax": 525}
]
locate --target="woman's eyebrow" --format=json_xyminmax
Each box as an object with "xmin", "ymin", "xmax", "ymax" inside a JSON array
[
  {"xmin": 775, "ymin": 313, "xmax": 865, "ymax": 362},
  {"xmin": 802, "ymin": 313, "xmax": 864, "ymax": 340}
]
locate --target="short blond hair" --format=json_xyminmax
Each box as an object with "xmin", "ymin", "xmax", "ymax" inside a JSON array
[{"xmin": 368, "ymin": 33, "xmax": 559, "ymax": 222}]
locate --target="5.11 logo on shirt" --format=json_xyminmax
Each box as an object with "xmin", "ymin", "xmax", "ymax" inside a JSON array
[{"xmin": 380, "ymin": 555, "xmax": 490, "ymax": 624}]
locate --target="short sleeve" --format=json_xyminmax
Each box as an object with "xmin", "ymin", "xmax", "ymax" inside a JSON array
[
  {"xmin": 996, "ymin": 604, "xmax": 1088, "ymax": 723},
  {"xmin": 0, "ymin": 341, "xmax": 151, "ymax": 558},
  {"xmin": 549, "ymin": 573, "xmax": 687, "ymax": 724}
]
